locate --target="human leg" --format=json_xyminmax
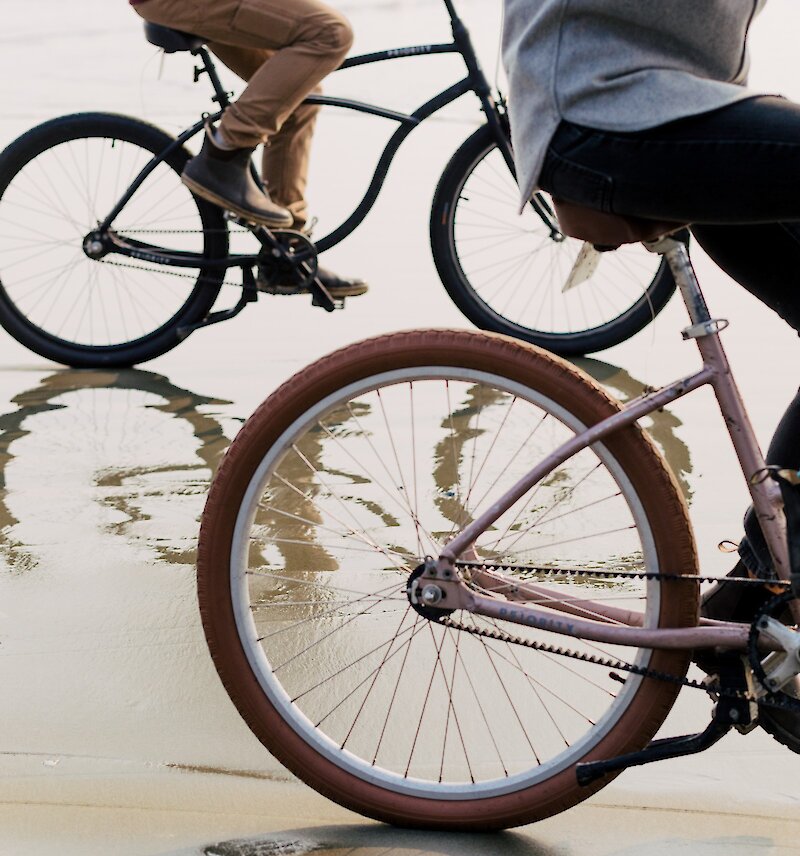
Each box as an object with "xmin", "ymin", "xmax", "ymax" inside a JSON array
[
  {"xmin": 137, "ymin": 0, "xmax": 352, "ymax": 149},
  {"xmin": 690, "ymin": 223, "xmax": 800, "ymax": 578},
  {"xmin": 203, "ymin": 45, "xmax": 366, "ymax": 295},
  {"xmin": 260, "ymin": 98, "xmax": 319, "ymax": 231},
  {"xmin": 538, "ymin": 101, "xmax": 800, "ymax": 550},
  {"xmin": 207, "ymin": 42, "xmax": 320, "ymax": 230},
  {"xmin": 133, "ymin": 0, "xmax": 294, "ymax": 227},
  {"xmin": 191, "ymin": 0, "xmax": 352, "ymax": 150},
  {"xmin": 540, "ymin": 96, "xmax": 800, "ymax": 225},
  {"xmin": 134, "ymin": 1, "xmax": 364, "ymax": 290},
  {"xmin": 198, "ymin": 38, "xmax": 366, "ymax": 297}
]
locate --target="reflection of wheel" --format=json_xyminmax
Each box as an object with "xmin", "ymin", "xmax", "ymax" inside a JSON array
[
  {"xmin": 198, "ymin": 330, "xmax": 698, "ymax": 829},
  {"xmin": 0, "ymin": 367, "xmax": 231, "ymax": 572},
  {"xmin": 431, "ymin": 125, "xmax": 679, "ymax": 355},
  {"xmin": 0, "ymin": 113, "xmax": 229, "ymax": 367}
]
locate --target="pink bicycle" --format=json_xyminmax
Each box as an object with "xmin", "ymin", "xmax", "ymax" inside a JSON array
[{"xmin": 196, "ymin": 205, "xmax": 800, "ymax": 830}]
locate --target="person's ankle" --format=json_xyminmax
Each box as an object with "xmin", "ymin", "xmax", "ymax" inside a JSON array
[
  {"xmin": 700, "ymin": 559, "xmax": 771, "ymax": 622},
  {"xmin": 203, "ymin": 125, "xmax": 247, "ymax": 162},
  {"xmin": 212, "ymin": 126, "xmax": 237, "ymax": 152}
]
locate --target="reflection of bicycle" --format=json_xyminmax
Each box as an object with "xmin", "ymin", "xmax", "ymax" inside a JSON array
[
  {"xmin": 196, "ymin": 225, "xmax": 799, "ymax": 830},
  {"xmin": 0, "ymin": 0, "xmax": 672, "ymax": 367},
  {"xmin": 0, "ymin": 368, "xmax": 231, "ymax": 570}
]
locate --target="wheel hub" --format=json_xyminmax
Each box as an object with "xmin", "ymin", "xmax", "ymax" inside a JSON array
[
  {"xmin": 256, "ymin": 229, "xmax": 318, "ymax": 293},
  {"xmin": 406, "ymin": 559, "xmax": 455, "ymax": 621},
  {"xmin": 82, "ymin": 231, "xmax": 109, "ymax": 260}
]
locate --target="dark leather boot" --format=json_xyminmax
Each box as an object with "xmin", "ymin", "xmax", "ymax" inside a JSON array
[
  {"xmin": 694, "ymin": 561, "xmax": 771, "ymax": 675},
  {"xmin": 700, "ymin": 560, "xmax": 771, "ymax": 624},
  {"xmin": 182, "ymin": 127, "xmax": 293, "ymax": 228},
  {"xmin": 257, "ymin": 264, "xmax": 368, "ymax": 298}
]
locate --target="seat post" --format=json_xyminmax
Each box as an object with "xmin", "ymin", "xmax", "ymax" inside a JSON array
[
  {"xmin": 194, "ymin": 47, "xmax": 232, "ymax": 110},
  {"xmin": 648, "ymin": 236, "xmax": 713, "ymax": 330}
]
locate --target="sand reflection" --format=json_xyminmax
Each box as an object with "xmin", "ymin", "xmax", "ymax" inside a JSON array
[{"xmin": 575, "ymin": 356, "xmax": 693, "ymax": 500}]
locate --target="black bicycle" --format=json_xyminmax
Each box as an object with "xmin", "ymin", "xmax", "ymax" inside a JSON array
[{"xmin": 0, "ymin": 0, "xmax": 675, "ymax": 367}]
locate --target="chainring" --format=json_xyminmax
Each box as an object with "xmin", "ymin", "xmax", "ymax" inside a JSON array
[
  {"xmin": 257, "ymin": 229, "xmax": 318, "ymax": 293},
  {"xmin": 748, "ymin": 592, "xmax": 800, "ymax": 722}
]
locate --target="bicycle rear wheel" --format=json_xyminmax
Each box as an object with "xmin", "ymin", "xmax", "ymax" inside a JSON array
[
  {"xmin": 198, "ymin": 329, "xmax": 698, "ymax": 830},
  {"xmin": 431, "ymin": 125, "xmax": 678, "ymax": 355},
  {"xmin": 0, "ymin": 113, "xmax": 228, "ymax": 367}
]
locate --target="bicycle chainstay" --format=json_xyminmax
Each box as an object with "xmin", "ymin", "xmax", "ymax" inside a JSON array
[{"xmin": 440, "ymin": 561, "xmax": 798, "ymax": 713}]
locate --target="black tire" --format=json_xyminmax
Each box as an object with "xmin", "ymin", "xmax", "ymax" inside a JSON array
[
  {"xmin": 431, "ymin": 124, "xmax": 679, "ymax": 356},
  {"xmin": 0, "ymin": 113, "xmax": 228, "ymax": 367}
]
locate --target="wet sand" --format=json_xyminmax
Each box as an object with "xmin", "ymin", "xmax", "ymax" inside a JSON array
[{"xmin": 0, "ymin": 1, "xmax": 798, "ymax": 853}]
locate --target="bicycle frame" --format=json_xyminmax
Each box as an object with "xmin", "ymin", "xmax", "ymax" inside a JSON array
[
  {"xmin": 415, "ymin": 236, "xmax": 799, "ymax": 654},
  {"xmin": 99, "ymin": 0, "xmax": 510, "ymax": 268}
]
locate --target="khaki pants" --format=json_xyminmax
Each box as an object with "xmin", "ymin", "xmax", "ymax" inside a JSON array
[{"xmin": 135, "ymin": 0, "xmax": 354, "ymax": 228}]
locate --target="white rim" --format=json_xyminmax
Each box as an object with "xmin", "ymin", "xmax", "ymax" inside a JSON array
[{"xmin": 228, "ymin": 365, "xmax": 661, "ymax": 800}]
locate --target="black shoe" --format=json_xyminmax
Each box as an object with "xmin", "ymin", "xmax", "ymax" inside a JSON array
[
  {"xmin": 257, "ymin": 264, "xmax": 368, "ymax": 298},
  {"xmin": 695, "ymin": 561, "xmax": 771, "ymax": 676},
  {"xmin": 700, "ymin": 560, "xmax": 772, "ymax": 624},
  {"xmin": 182, "ymin": 127, "xmax": 293, "ymax": 229}
]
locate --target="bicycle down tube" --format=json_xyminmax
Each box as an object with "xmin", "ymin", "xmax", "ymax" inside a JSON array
[{"xmin": 426, "ymin": 236, "xmax": 796, "ymax": 648}]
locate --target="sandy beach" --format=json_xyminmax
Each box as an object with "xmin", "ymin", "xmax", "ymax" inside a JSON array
[{"xmin": 0, "ymin": 1, "xmax": 798, "ymax": 853}]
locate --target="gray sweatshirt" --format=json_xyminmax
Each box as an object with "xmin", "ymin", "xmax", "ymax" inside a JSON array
[{"xmin": 503, "ymin": 0, "xmax": 767, "ymax": 206}]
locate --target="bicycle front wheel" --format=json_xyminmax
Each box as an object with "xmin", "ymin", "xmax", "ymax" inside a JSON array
[
  {"xmin": 0, "ymin": 113, "xmax": 228, "ymax": 367},
  {"xmin": 198, "ymin": 330, "xmax": 698, "ymax": 830},
  {"xmin": 431, "ymin": 125, "xmax": 678, "ymax": 355}
]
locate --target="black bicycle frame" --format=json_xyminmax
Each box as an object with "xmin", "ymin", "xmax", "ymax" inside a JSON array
[{"xmin": 100, "ymin": 0, "xmax": 515, "ymax": 270}]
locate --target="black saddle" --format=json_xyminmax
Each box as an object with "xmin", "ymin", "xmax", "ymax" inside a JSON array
[{"xmin": 144, "ymin": 21, "xmax": 206, "ymax": 53}]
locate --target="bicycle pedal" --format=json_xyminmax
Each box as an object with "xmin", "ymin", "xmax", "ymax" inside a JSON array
[
  {"xmin": 223, "ymin": 211, "xmax": 275, "ymax": 235},
  {"xmin": 256, "ymin": 283, "xmax": 304, "ymax": 296},
  {"xmin": 223, "ymin": 211, "xmax": 251, "ymax": 227},
  {"xmin": 312, "ymin": 293, "xmax": 344, "ymax": 310}
]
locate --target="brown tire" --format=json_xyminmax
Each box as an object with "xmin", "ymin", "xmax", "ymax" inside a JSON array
[{"xmin": 197, "ymin": 329, "xmax": 699, "ymax": 830}]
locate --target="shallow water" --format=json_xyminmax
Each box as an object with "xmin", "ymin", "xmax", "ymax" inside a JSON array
[{"xmin": 0, "ymin": 1, "xmax": 799, "ymax": 853}]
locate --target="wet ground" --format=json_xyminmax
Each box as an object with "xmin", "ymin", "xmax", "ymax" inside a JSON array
[{"xmin": 0, "ymin": 0, "xmax": 798, "ymax": 853}]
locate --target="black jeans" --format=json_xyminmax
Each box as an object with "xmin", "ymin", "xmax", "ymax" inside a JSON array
[{"xmin": 540, "ymin": 95, "xmax": 800, "ymax": 576}]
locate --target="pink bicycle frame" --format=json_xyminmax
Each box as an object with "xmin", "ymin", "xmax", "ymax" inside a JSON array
[{"xmin": 427, "ymin": 237, "xmax": 796, "ymax": 653}]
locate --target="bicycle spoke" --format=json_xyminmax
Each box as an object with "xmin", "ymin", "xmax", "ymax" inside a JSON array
[
  {"xmin": 0, "ymin": 131, "xmax": 214, "ymax": 350},
  {"xmin": 228, "ymin": 362, "xmax": 673, "ymax": 794},
  {"xmin": 446, "ymin": 142, "xmax": 664, "ymax": 342}
]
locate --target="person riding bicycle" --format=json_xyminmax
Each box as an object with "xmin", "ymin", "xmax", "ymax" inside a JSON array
[
  {"xmin": 130, "ymin": 0, "xmax": 367, "ymax": 298},
  {"xmin": 503, "ymin": 0, "xmax": 798, "ymax": 745}
]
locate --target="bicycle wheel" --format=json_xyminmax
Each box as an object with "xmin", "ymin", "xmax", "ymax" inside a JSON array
[
  {"xmin": 198, "ymin": 329, "xmax": 698, "ymax": 829},
  {"xmin": 0, "ymin": 113, "xmax": 229, "ymax": 367},
  {"xmin": 431, "ymin": 125, "xmax": 678, "ymax": 355}
]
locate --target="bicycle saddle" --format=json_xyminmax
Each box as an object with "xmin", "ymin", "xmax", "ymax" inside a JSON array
[
  {"xmin": 144, "ymin": 22, "xmax": 206, "ymax": 53},
  {"xmin": 553, "ymin": 198, "xmax": 686, "ymax": 249}
]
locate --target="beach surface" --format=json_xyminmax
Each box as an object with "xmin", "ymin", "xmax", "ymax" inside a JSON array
[{"xmin": 0, "ymin": 1, "xmax": 798, "ymax": 853}]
